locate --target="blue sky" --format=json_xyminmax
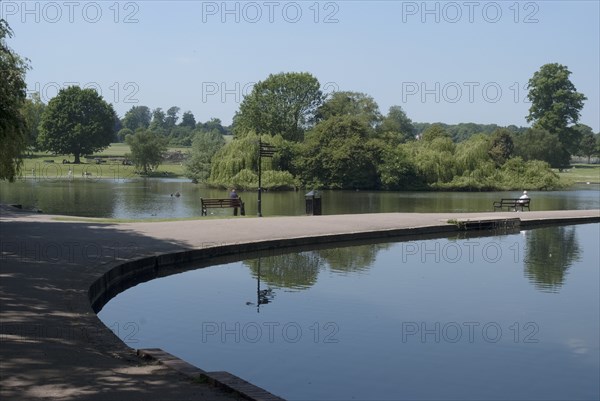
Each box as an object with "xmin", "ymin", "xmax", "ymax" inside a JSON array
[{"xmin": 3, "ymin": 0, "xmax": 599, "ymax": 131}]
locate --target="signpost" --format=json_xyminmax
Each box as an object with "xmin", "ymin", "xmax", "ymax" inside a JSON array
[{"xmin": 257, "ymin": 138, "xmax": 276, "ymax": 217}]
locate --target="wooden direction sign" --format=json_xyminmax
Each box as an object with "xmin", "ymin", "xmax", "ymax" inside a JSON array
[{"xmin": 259, "ymin": 143, "xmax": 277, "ymax": 157}]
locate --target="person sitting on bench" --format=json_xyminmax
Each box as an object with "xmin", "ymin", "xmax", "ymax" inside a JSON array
[
  {"xmin": 519, "ymin": 190, "xmax": 529, "ymax": 203},
  {"xmin": 230, "ymin": 189, "xmax": 239, "ymax": 216}
]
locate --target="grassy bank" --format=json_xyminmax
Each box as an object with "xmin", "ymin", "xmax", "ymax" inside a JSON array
[
  {"xmin": 21, "ymin": 143, "xmax": 189, "ymax": 179},
  {"xmin": 556, "ymin": 164, "xmax": 600, "ymax": 184}
]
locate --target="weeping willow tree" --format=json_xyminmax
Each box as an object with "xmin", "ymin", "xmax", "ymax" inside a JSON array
[
  {"xmin": 207, "ymin": 132, "xmax": 297, "ymax": 190},
  {"xmin": 434, "ymin": 134, "xmax": 497, "ymax": 190}
]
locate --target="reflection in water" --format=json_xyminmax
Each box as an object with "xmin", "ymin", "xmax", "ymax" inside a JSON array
[
  {"xmin": 98, "ymin": 224, "xmax": 599, "ymax": 401},
  {"xmin": 244, "ymin": 243, "xmax": 390, "ymax": 290},
  {"xmin": 523, "ymin": 226, "xmax": 581, "ymax": 292},
  {"xmin": 244, "ymin": 230, "xmax": 586, "ymax": 294},
  {"xmin": 316, "ymin": 243, "xmax": 390, "ymax": 274},
  {"xmin": 245, "ymin": 252, "xmax": 321, "ymax": 290},
  {"xmin": 1, "ymin": 177, "xmax": 599, "ymax": 218}
]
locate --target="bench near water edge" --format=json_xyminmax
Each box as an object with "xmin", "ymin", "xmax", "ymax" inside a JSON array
[
  {"xmin": 201, "ymin": 197, "xmax": 246, "ymax": 216},
  {"xmin": 493, "ymin": 198, "xmax": 531, "ymax": 212}
]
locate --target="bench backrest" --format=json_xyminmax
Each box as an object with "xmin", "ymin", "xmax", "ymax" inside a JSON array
[
  {"xmin": 500, "ymin": 198, "xmax": 530, "ymax": 204},
  {"xmin": 201, "ymin": 198, "xmax": 243, "ymax": 208}
]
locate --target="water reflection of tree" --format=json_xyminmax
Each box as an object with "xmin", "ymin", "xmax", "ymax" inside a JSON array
[
  {"xmin": 317, "ymin": 243, "xmax": 390, "ymax": 274},
  {"xmin": 244, "ymin": 252, "xmax": 322, "ymax": 290},
  {"xmin": 244, "ymin": 243, "xmax": 389, "ymax": 290},
  {"xmin": 524, "ymin": 226, "xmax": 581, "ymax": 292}
]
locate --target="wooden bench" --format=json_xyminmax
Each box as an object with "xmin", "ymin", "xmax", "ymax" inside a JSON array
[
  {"xmin": 493, "ymin": 198, "xmax": 530, "ymax": 212},
  {"xmin": 201, "ymin": 198, "xmax": 245, "ymax": 216}
]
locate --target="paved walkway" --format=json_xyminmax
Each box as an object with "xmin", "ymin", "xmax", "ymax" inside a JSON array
[{"xmin": 1, "ymin": 206, "xmax": 599, "ymax": 400}]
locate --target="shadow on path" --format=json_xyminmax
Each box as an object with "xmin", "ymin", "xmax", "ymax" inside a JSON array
[{"xmin": 1, "ymin": 215, "xmax": 239, "ymax": 400}]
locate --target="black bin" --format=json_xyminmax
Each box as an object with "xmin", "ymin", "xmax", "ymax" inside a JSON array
[{"xmin": 305, "ymin": 190, "xmax": 322, "ymax": 215}]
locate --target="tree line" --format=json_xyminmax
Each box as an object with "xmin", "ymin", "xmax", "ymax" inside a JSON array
[
  {"xmin": 3, "ymin": 19, "xmax": 599, "ymax": 188},
  {"xmin": 186, "ymin": 67, "xmax": 598, "ymax": 191}
]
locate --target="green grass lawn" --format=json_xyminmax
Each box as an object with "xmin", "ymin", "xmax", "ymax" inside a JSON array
[
  {"xmin": 556, "ymin": 164, "xmax": 600, "ymax": 184},
  {"xmin": 21, "ymin": 143, "xmax": 189, "ymax": 178}
]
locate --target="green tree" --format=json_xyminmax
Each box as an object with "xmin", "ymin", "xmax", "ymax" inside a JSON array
[
  {"xmin": 168, "ymin": 125, "xmax": 193, "ymax": 146},
  {"xmin": 125, "ymin": 129, "xmax": 167, "ymax": 174},
  {"xmin": 233, "ymin": 72, "xmax": 323, "ymax": 141},
  {"xmin": 573, "ymin": 124, "xmax": 597, "ymax": 163},
  {"xmin": 526, "ymin": 63, "xmax": 587, "ymax": 165},
  {"xmin": 116, "ymin": 128, "xmax": 133, "ymax": 143},
  {"xmin": 38, "ymin": 86, "xmax": 116, "ymax": 163},
  {"xmin": 180, "ymin": 110, "xmax": 196, "ymax": 128},
  {"xmin": 298, "ymin": 115, "xmax": 381, "ymax": 189},
  {"xmin": 315, "ymin": 91, "xmax": 382, "ymax": 128},
  {"xmin": 185, "ymin": 129, "xmax": 225, "ymax": 182},
  {"xmin": 488, "ymin": 128, "xmax": 514, "ymax": 167},
  {"xmin": 150, "ymin": 108, "xmax": 166, "ymax": 131},
  {"xmin": 165, "ymin": 106, "xmax": 180, "ymax": 128},
  {"xmin": 0, "ymin": 19, "xmax": 29, "ymax": 181},
  {"xmin": 420, "ymin": 124, "xmax": 451, "ymax": 142},
  {"xmin": 198, "ymin": 117, "xmax": 229, "ymax": 135},
  {"xmin": 208, "ymin": 132, "xmax": 296, "ymax": 190},
  {"xmin": 22, "ymin": 92, "xmax": 46, "ymax": 152},
  {"xmin": 378, "ymin": 105, "xmax": 415, "ymax": 143},
  {"xmin": 513, "ymin": 128, "xmax": 564, "ymax": 167},
  {"xmin": 377, "ymin": 145, "xmax": 421, "ymax": 190},
  {"xmin": 121, "ymin": 105, "xmax": 151, "ymax": 131}
]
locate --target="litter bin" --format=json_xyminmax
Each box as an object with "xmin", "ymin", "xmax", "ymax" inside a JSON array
[{"xmin": 305, "ymin": 190, "xmax": 322, "ymax": 215}]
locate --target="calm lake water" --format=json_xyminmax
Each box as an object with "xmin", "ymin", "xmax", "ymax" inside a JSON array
[
  {"xmin": 98, "ymin": 224, "xmax": 600, "ymax": 400},
  {"xmin": 1, "ymin": 177, "xmax": 599, "ymax": 218}
]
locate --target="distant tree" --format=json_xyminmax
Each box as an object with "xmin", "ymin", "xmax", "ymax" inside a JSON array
[
  {"xmin": 526, "ymin": 63, "xmax": 587, "ymax": 165},
  {"xmin": 150, "ymin": 108, "xmax": 166, "ymax": 131},
  {"xmin": 122, "ymin": 105, "xmax": 151, "ymax": 131},
  {"xmin": 513, "ymin": 128, "xmax": 564, "ymax": 167},
  {"xmin": 113, "ymin": 114, "xmax": 122, "ymax": 140},
  {"xmin": 38, "ymin": 86, "xmax": 116, "ymax": 163},
  {"xmin": 233, "ymin": 72, "xmax": 323, "ymax": 141},
  {"xmin": 1, "ymin": 19, "xmax": 29, "ymax": 181},
  {"xmin": 379, "ymin": 105, "xmax": 414, "ymax": 143},
  {"xmin": 180, "ymin": 111, "xmax": 196, "ymax": 128},
  {"xmin": 573, "ymin": 124, "xmax": 597, "ymax": 163},
  {"xmin": 22, "ymin": 92, "xmax": 46, "ymax": 151},
  {"xmin": 185, "ymin": 129, "xmax": 226, "ymax": 182},
  {"xmin": 165, "ymin": 106, "xmax": 180, "ymax": 128},
  {"xmin": 168, "ymin": 125, "xmax": 193, "ymax": 146},
  {"xmin": 488, "ymin": 129, "xmax": 515, "ymax": 167},
  {"xmin": 315, "ymin": 91, "xmax": 381, "ymax": 128},
  {"xmin": 420, "ymin": 124, "xmax": 451, "ymax": 142},
  {"xmin": 125, "ymin": 129, "xmax": 167, "ymax": 174},
  {"xmin": 116, "ymin": 128, "xmax": 133, "ymax": 143},
  {"xmin": 199, "ymin": 117, "xmax": 229, "ymax": 135}
]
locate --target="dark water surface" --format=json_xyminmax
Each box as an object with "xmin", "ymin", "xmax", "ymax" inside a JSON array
[
  {"xmin": 98, "ymin": 224, "xmax": 600, "ymax": 400},
  {"xmin": 1, "ymin": 177, "xmax": 599, "ymax": 218}
]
